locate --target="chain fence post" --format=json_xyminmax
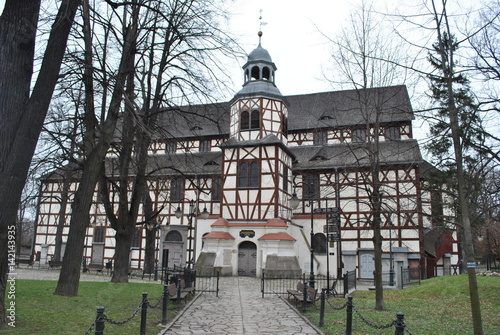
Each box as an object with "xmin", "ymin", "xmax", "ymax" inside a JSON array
[
  {"xmin": 394, "ymin": 312, "xmax": 405, "ymax": 335},
  {"xmin": 161, "ymin": 284, "xmax": 168, "ymax": 326},
  {"xmin": 319, "ymin": 288, "xmax": 326, "ymax": 327},
  {"xmin": 346, "ymin": 296, "xmax": 353, "ymax": 335},
  {"xmin": 140, "ymin": 292, "xmax": 148, "ymax": 335},
  {"xmin": 95, "ymin": 306, "xmax": 105, "ymax": 335}
]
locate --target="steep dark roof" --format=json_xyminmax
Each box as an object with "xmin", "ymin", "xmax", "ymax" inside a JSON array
[
  {"xmin": 287, "ymin": 85, "xmax": 413, "ymax": 130},
  {"xmin": 291, "ymin": 139, "xmax": 423, "ymax": 170},
  {"xmin": 152, "ymin": 85, "xmax": 414, "ymax": 140}
]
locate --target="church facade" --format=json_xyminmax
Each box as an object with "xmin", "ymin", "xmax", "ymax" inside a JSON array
[{"xmin": 33, "ymin": 36, "xmax": 458, "ymax": 280}]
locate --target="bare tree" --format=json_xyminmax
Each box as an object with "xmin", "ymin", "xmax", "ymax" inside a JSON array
[
  {"xmin": 54, "ymin": 0, "xmax": 139, "ymax": 295},
  {"xmin": 323, "ymin": 0, "xmax": 412, "ymax": 310},
  {"xmin": 97, "ymin": 0, "xmax": 236, "ymax": 282},
  {"xmin": 0, "ymin": 0, "xmax": 79, "ymax": 327}
]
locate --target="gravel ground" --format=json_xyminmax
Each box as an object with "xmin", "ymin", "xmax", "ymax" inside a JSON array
[{"xmin": 10, "ymin": 265, "xmax": 159, "ymax": 283}]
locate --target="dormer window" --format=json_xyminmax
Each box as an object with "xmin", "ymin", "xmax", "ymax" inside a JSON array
[
  {"xmin": 190, "ymin": 125, "xmax": 203, "ymax": 131},
  {"xmin": 319, "ymin": 115, "xmax": 334, "ymax": 121},
  {"xmin": 241, "ymin": 110, "xmax": 260, "ymax": 130},
  {"xmin": 311, "ymin": 155, "xmax": 327, "ymax": 161}
]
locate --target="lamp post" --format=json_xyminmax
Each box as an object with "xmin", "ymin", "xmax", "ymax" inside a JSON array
[
  {"xmin": 388, "ymin": 214, "xmax": 395, "ymax": 287},
  {"xmin": 175, "ymin": 199, "xmax": 210, "ymax": 269},
  {"xmin": 290, "ymin": 181, "xmax": 316, "ymax": 288},
  {"xmin": 146, "ymin": 219, "xmax": 165, "ymax": 281}
]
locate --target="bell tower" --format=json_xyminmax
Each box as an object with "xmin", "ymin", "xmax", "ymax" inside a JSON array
[
  {"xmin": 221, "ymin": 32, "xmax": 293, "ymax": 222},
  {"xmin": 196, "ymin": 32, "xmax": 302, "ymax": 277}
]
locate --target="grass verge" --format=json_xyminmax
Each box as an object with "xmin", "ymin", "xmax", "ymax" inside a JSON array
[
  {"xmin": 304, "ymin": 275, "xmax": 500, "ymax": 335},
  {"xmin": 2, "ymin": 279, "xmax": 185, "ymax": 335}
]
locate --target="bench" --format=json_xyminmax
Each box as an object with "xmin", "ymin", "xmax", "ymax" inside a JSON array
[
  {"xmin": 167, "ymin": 283, "xmax": 189, "ymax": 304},
  {"xmin": 287, "ymin": 282, "xmax": 305, "ymax": 301},
  {"xmin": 323, "ymin": 279, "xmax": 339, "ymax": 297},
  {"xmin": 87, "ymin": 263, "xmax": 104, "ymax": 274},
  {"xmin": 180, "ymin": 279, "xmax": 195, "ymax": 295},
  {"xmin": 49, "ymin": 260, "xmax": 63, "ymax": 269},
  {"xmin": 287, "ymin": 282, "xmax": 319, "ymax": 308},
  {"xmin": 16, "ymin": 258, "xmax": 34, "ymax": 268}
]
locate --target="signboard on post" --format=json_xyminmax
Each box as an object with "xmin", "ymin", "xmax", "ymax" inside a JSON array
[{"xmin": 326, "ymin": 207, "xmax": 341, "ymax": 242}]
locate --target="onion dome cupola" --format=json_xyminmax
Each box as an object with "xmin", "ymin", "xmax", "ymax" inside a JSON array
[{"xmin": 230, "ymin": 32, "xmax": 285, "ymax": 104}]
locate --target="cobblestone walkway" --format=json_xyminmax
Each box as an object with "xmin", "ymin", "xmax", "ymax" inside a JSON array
[{"xmin": 160, "ymin": 276, "xmax": 321, "ymax": 335}]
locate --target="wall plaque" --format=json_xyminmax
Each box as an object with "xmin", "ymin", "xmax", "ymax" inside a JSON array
[{"xmin": 239, "ymin": 230, "xmax": 255, "ymax": 238}]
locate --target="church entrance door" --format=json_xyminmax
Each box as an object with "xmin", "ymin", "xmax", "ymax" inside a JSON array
[{"xmin": 238, "ymin": 241, "xmax": 257, "ymax": 276}]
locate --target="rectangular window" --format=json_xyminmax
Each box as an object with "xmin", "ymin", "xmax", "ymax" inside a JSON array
[
  {"xmin": 211, "ymin": 177, "xmax": 221, "ymax": 202},
  {"xmin": 303, "ymin": 174, "xmax": 319, "ymax": 200},
  {"xmin": 283, "ymin": 167, "xmax": 289, "ymax": 194},
  {"xmin": 200, "ymin": 140, "xmax": 211, "ymax": 152},
  {"xmin": 352, "ymin": 128, "xmax": 366, "ymax": 143},
  {"xmin": 166, "ymin": 141, "xmax": 177, "ymax": 154},
  {"xmin": 131, "ymin": 229, "xmax": 141, "ymax": 248},
  {"xmin": 385, "ymin": 126, "xmax": 401, "ymax": 140},
  {"xmin": 93, "ymin": 227, "xmax": 105, "ymax": 243},
  {"xmin": 313, "ymin": 130, "xmax": 328, "ymax": 145},
  {"xmin": 170, "ymin": 178, "xmax": 184, "ymax": 202},
  {"xmin": 238, "ymin": 161, "xmax": 259, "ymax": 189}
]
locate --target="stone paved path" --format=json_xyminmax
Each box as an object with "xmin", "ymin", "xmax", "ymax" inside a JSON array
[{"xmin": 160, "ymin": 276, "xmax": 322, "ymax": 335}]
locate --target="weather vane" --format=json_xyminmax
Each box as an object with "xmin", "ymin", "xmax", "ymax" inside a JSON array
[{"xmin": 258, "ymin": 9, "xmax": 267, "ymax": 43}]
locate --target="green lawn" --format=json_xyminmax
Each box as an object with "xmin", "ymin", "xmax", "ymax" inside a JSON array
[
  {"xmin": 305, "ymin": 275, "xmax": 500, "ymax": 335},
  {"xmin": 2, "ymin": 280, "xmax": 182, "ymax": 335}
]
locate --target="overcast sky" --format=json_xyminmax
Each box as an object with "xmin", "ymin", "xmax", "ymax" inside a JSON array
[{"xmin": 226, "ymin": 0, "xmax": 354, "ymax": 96}]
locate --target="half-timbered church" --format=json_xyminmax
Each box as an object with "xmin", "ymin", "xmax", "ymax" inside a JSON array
[{"xmin": 33, "ymin": 33, "xmax": 458, "ymax": 280}]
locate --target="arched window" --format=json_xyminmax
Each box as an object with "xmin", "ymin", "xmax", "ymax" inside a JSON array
[
  {"xmin": 262, "ymin": 67, "xmax": 270, "ymax": 80},
  {"xmin": 238, "ymin": 161, "xmax": 259, "ymax": 188},
  {"xmin": 165, "ymin": 230, "xmax": 182, "ymax": 242},
  {"xmin": 241, "ymin": 110, "xmax": 260, "ymax": 130},
  {"xmin": 245, "ymin": 69, "xmax": 249, "ymax": 82},
  {"xmin": 312, "ymin": 233, "xmax": 327, "ymax": 255},
  {"xmin": 251, "ymin": 66, "xmax": 260, "ymax": 80},
  {"xmin": 250, "ymin": 110, "xmax": 260, "ymax": 129},
  {"xmin": 241, "ymin": 110, "xmax": 250, "ymax": 130}
]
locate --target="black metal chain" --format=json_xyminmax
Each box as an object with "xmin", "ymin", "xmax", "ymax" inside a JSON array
[
  {"xmin": 148, "ymin": 292, "xmax": 163, "ymax": 309},
  {"xmin": 352, "ymin": 305, "xmax": 396, "ymax": 329},
  {"xmin": 327, "ymin": 299, "xmax": 348, "ymax": 311},
  {"xmin": 404, "ymin": 323, "xmax": 414, "ymax": 335},
  {"xmin": 82, "ymin": 320, "xmax": 95, "ymax": 335},
  {"xmin": 104, "ymin": 300, "xmax": 144, "ymax": 325}
]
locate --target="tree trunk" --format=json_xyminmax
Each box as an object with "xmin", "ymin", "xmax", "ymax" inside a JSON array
[
  {"xmin": 111, "ymin": 225, "xmax": 135, "ymax": 283},
  {"xmin": 0, "ymin": 0, "xmax": 79, "ymax": 327},
  {"xmin": 54, "ymin": 174, "xmax": 71, "ymax": 262},
  {"xmin": 54, "ymin": 152, "xmax": 105, "ymax": 296}
]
